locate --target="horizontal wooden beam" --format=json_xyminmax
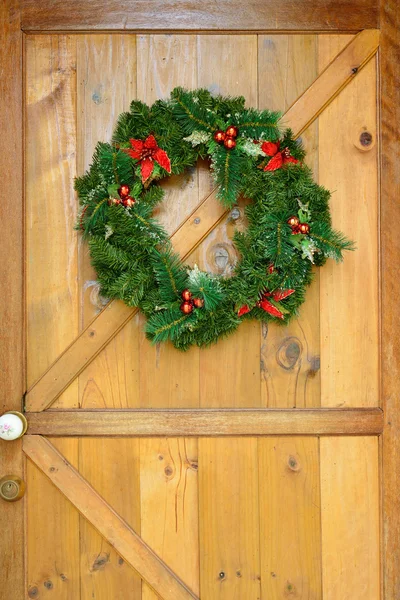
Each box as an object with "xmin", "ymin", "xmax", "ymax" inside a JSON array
[
  {"xmin": 25, "ymin": 408, "xmax": 384, "ymax": 437},
  {"xmin": 23, "ymin": 436, "xmax": 199, "ymax": 600},
  {"xmin": 25, "ymin": 30, "xmax": 379, "ymax": 412},
  {"xmin": 21, "ymin": 0, "xmax": 378, "ymax": 32}
]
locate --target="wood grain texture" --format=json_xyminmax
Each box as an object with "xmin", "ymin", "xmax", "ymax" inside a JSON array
[
  {"xmin": 196, "ymin": 35, "xmax": 261, "ymax": 409},
  {"xmin": 319, "ymin": 35, "xmax": 379, "ymax": 407},
  {"xmin": 259, "ymin": 438, "xmax": 321, "ymax": 598},
  {"xmin": 380, "ymin": 1, "xmax": 400, "ymax": 597},
  {"xmin": 199, "ymin": 438, "xmax": 260, "ymax": 599},
  {"xmin": 23, "ymin": 436, "xmax": 199, "ymax": 600},
  {"xmin": 25, "ymin": 35, "xmax": 79, "ymax": 409},
  {"xmin": 320, "ymin": 437, "xmax": 380, "ymax": 599},
  {"xmin": 136, "ymin": 34, "xmax": 200, "ymax": 412},
  {"xmin": 258, "ymin": 34, "xmax": 321, "ymax": 409},
  {"xmin": 284, "ymin": 30, "xmax": 379, "ymax": 136},
  {"xmin": 79, "ymin": 438, "xmax": 141, "ymax": 598},
  {"xmin": 140, "ymin": 438, "xmax": 199, "ymax": 600},
  {"xmin": 0, "ymin": 2, "xmax": 24, "ymax": 597},
  {"xmin": 26, "ymin": 408, "xmax": 384, "ymax": 436},
  {"xmin": 21, "ymin": 0, "xmax": 378, "ymax": 32},
  {"xmin": 76, "ymin": 34, "xmax": 141, "ymax": 411},
  {"xmin": 26, "ymin": 438, "xmax": 80, "ymax": 599},
  {"xmin": 135, "ymin": 34, "xmax": 200, "ymax": 600}
]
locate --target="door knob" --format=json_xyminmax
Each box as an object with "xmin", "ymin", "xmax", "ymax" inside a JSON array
[
  {"xmin": 0, "ymin": 411, "xmax": 28, "ymax": 440},
  {"xmin": 0, "ymin": 475, "xmax": 26, "ymax": 501}
]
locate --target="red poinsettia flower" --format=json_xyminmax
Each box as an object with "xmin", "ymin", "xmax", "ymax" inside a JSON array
[
  {"xmin": 261, "ymin": 140, "xmax": 299, "ymax": 172},
  {"xmin": 124, "ymin": 134, "xmax": 171, "ymax": 182},
  {"xmin": 238, "ymin": 288, "xmax": 295, "ymax": 319}
]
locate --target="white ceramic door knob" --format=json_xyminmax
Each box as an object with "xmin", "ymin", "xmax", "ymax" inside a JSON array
[{"xmin": 0, "ymin": 412, "xmax": 28, "ymax": 441}]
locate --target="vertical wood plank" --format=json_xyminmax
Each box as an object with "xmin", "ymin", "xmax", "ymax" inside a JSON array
[
  {"xmin": 75, "ymin": 34, "xmax": 142, "ymax": 599},
  {"xmin": 26, "ymin": 438, "xmax": 80, "ymax": 599},
  {"xmin": 320, "ymin": 437, "xmax": 380, "ymax": 599},
  {"xmin": 380, "ymin": 1, "xmax": 400, "ymax": 597},
  {"xmin": 0, "ymin": 1, "xmax": 24, "ymax": 598},
  {"xmin": 76, "ymin": 34, "xmax": 140, "ymax": 410},
  {"xmin": 136, "ymin": 34, "xmax": 200, "ymax": 410},
  {"xmin": 319, "ymin": 35, "xmax": 379, "ymax": 407},
  {"xmin": 135, "ymin": 35, "xmax": 200, "ymax": 600},
  {"xmin": 197, "ymin": 34, "xmax": 260, "ymax": 409},
  {"xmin": 258, "ymin": 35, "xmax": 321, "ymax": 409},
  {"xmin": 79, "ymin": 438, "xmax": 142, "ymax": 599},
  {"xmin": 199, "ymin": 438, "xmax": 260, "ymax": 599},
  {"xmin": 196, "ymin": 35, "xmax": 261, "ymax": 600},
  {"xmin": 26, "ymin": 34, "xmax": 79, "ymax": 409},
  {"xmin": 258, "ymin": 437, "xmax": 322, "ymax": 599},
  {"xmin": 140, "ymin": 438, "xmax": 199, "ymax": 600},
  {"xmin": 25, "ymin": 35, "xmax": 81, "ymax": 599}
]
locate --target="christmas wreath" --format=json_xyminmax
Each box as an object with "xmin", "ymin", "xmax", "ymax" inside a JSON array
[{"xmin": 75, "ymin": 88, "xmax": 354, "ymax": 351}]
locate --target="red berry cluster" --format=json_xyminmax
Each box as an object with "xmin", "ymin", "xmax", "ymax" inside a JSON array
[
  {"xmin": 213, "ymin": 125, "xmax": 239, "ymax": 150},
  {"xmin": 180, "ymin": 289, "xmax": 204, "ymax": 314},
  {"xmin": 287, "ymin": 215, "xmax": 310, "ymax": 235},
  {"xmin": 109, "ymin": 184, "xmax": 136, "ymax": 207}
]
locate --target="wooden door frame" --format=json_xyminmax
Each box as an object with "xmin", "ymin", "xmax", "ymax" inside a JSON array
[{"xmin": 1, "ymin": 1, "xmax": 399, "ymax": 598}]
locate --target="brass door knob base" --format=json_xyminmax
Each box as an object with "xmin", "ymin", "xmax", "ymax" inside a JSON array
[{"xmin": 0, "ymin": 475, "xmax": 26, "ymax": 501}]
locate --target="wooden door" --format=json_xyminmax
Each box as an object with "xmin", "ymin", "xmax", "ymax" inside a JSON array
[{"xmin": 1, "ymin": 2, "xmax": 400, "ymax": 599}]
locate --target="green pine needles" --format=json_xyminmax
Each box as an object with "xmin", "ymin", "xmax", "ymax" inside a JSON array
[{"xmin": 75, "ymin": 87, "xmax": 354, "ymax": 351}]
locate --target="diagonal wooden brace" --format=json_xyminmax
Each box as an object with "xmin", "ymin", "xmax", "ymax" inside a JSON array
[
  {"xmin": 23, "ymin": 436, "xmax": 199, "ymax": 600},
  {"xmin": 25, "ymin": 29, "xmax": 380, "ymax": 412}
]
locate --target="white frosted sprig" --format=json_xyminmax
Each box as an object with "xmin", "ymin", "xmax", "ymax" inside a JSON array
[{"xmin": 183, "ymin": 131, "xmax": 212, "ymax": 146}]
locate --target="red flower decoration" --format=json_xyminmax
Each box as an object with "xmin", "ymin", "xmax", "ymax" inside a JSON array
[
  {"xmin": 124, "ymin": 134, "xmax": 171, "ymax": 182},
  {"xmin": 261, "ymin": 140, "xmax": 299, "ymax": 172},
  {"xmin": 238, "ymin": 288, "xmax": 295, "ymax": 319}
]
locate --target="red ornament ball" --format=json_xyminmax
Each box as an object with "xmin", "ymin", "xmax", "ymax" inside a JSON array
[
  {"xmin": 181, "ymin": 289, "xmax": 192, "ymax": 302},
  {"xmin": 193, "ymin": 297, "xmax": 204, "ymax": 308},
  {"xmin": 109, "ymin": 197, "xmax": 121, "ymax": 205},
  {"xmin": 268, "ymin": 264, "xmax": 275, "ymax": 274},
  {"xmin": 299, "ymin": 223, "xmax": 310, "ymax": 235},
  {"xmin": 123, "ymin": 196, "xmax": 136, "ymax": 207},
  {"xmin": 287, "ymin": 216, "xmax": 300, "ymax": 229},
  {"xmin": 118, "ymin": 184, "xmax": 130, "ymax": 198},
  {"xmin": 225, "ymin": 125, "xmax": 238, "ymax": 138},
  {"xmin": 213, "ymin": 130, "xmax": 226, "ymax": 144},
  {"xmin": 224, "ymin": 136, "xmax": 236, "ymax": 150},
  {"xmin": 180, "ymin": 301, "xmax": 194, "ymax": 315}
]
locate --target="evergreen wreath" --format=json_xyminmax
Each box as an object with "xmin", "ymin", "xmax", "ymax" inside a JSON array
[{"xmin": 75, "ymin": 87, "xmax": 354, "ymax": 351}]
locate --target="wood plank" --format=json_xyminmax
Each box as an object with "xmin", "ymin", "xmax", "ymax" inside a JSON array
[
  {"xmin": 74, "ymin": 36, "xmax": 142, "ymax": 599},
  {"xmin": 21, "ymin": 0, "xmax": 378, "ymax": 32},
  {"xmin": 25, "ymin": 34, "xmax": 82, "ymax": 600},
  {"xmin": 319, "ymin": 34, "xmax": 379, "ymax": 407},
  {"xmin": 140, "ymin": 438, "xmax": 199, "ymax": 600},
  {"xmin": 25, "ymin": 31, "xmax": 380, "ymax": 412},
  {"xmin": 284, "ymin": 29, "xmax": 380, "ymax": 137},
  {"xmin": 25, "ymin": 408, "xmax": 384, "ymax": 436},
  {"xmin": 23, "ymin": 436, "xmax": 199, "ymax": 600},
  {"xmin": 259, "ymin": 437, "xmax": 321, "ymax": 598},
  {"xmin": 199, "ymin": 438, "xmax": 260, "ymax": 599},
  {"xmin": 320, "ymin": 437, "xmax": 380, "ymax": 598},
  {"xmin": 79, "ymin": 438, "xmax": 142, "ymax": 598},
  {"xmin": 0, "ymin": 1, "xmax": 24, "ymax": 598},
  {"xmin": 258, "ymin": 34, "xmax": 321, "ymax": 408},
  {"xmin": 380, "ymin": 1, "xmax": 400, "ymax": 597},
  {"xmin": 76, "ymin": 34, "xmax": 141, "ymax": 411},
  {"xmin": 196, "ymin": 35, "xmax": 261, "ymax": 410},
  {"xmin": 25, "ymin": 34, "xmax": 79, "ymax": 409},
  {"xmin": 26, "ymin": 438, "xmax": 81, "ymax": 599},
  {"xmin": 136, "ymin": 34, "xmax": 200, "ymax": 412},
  {"xmin": 135, "ymin": 34, "xmax": 200, "ymax": 600}
]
